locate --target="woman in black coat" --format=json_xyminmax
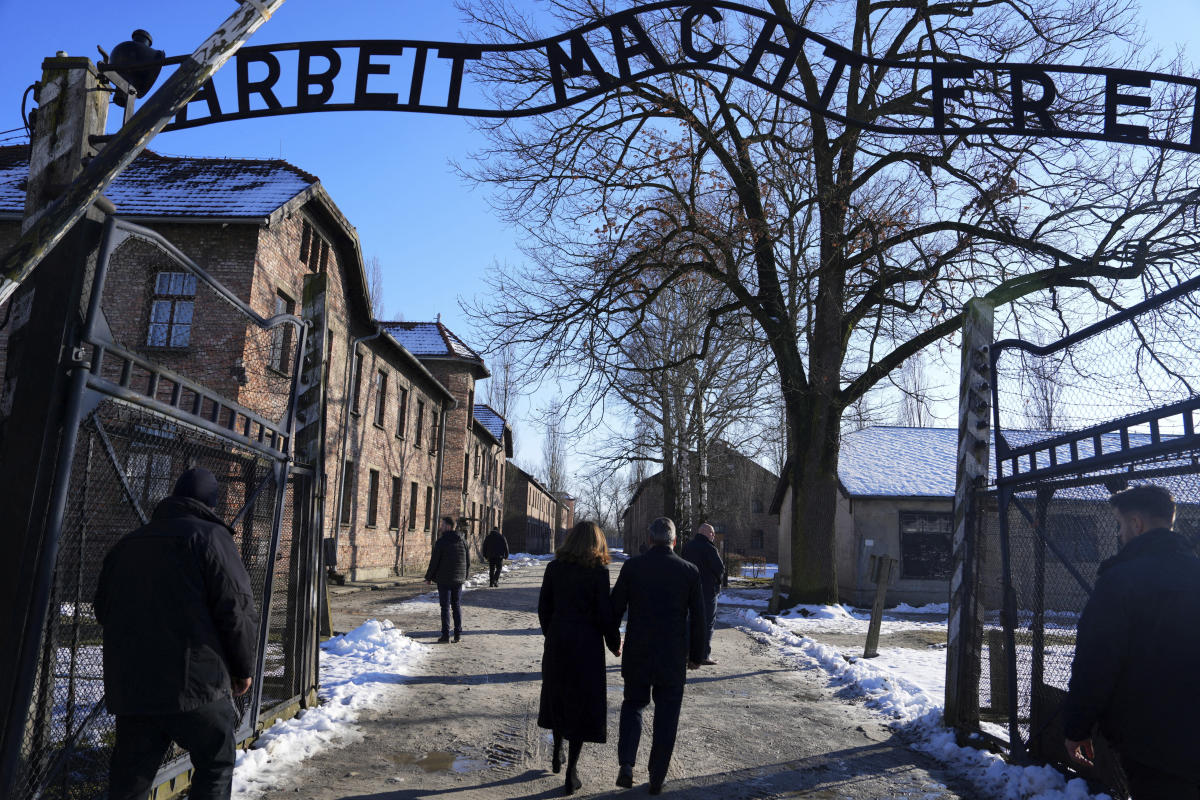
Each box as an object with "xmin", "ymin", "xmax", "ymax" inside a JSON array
[{"xmin": 537, "ymin": 520, "xmax": 620, "ymax": 795}]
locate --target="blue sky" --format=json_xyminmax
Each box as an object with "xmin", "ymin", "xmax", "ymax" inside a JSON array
[{"xmin": 0, "ymin": 0, "xmax": 1197, "ymax": 464}]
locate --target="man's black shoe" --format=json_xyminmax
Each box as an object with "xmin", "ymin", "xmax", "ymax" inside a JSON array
[
  {"xmin": 436, "ymin": 635, "xmax": 450, "ymax": 644},
  {"xmin": 648, "ymin": 781, "xmax": 664, "ymax": 795},
  {"xmin": 615, "ymin": 766, "xmax": 634, "ymax": 788},
  {"xmin": 453, "ymin": 632, "xmax": 461, "ymax": 643}
]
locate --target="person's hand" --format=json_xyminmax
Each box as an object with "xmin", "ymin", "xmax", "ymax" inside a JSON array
[
  {"xmin": 425, "ymin": 580, "xmax": 432, "ymax": 585},
  {"xmin": 1065, "ymin": 738, "xmax": 1094, "ymax": 767},
  {"xmin": 232, "ymin": 676, "xmax": 253, "ymax": 697}
]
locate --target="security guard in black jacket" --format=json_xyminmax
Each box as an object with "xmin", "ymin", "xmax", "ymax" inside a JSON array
[
  {"xmin": 94, "ymin": 468, "xmax": 257, "ymax": 800},
  {"xmin": 1064, "ymin": 484, "xmax": 1200, "ymax": 799}
]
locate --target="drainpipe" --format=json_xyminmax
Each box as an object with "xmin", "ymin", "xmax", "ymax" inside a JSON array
[
  {"xmin": 432, "ymin": 402, "xmax": 449, "ymax": 546},
  {"xmin": 331, "ymin": 324, "xmax": 383, "ymax": 573}
]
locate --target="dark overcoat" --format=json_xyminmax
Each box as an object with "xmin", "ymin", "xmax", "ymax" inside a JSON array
[
  {"xmin": 93, "ymin": 496, "xmax": 258, "ymax": 716},
  {"xmin": 483, "ymin": 530, "xmax": 510, "ymax": 561},
  {"xmin": 425, "ymin": 530, "xmax": 470, "ymax": 585},
  {"xmin": 681, "ymin": 534, "xmax": 725, "ymax": 595},
  {"xmin": 611, "ymin": 545, "xmax": 706, "ymax": 686},
  {"xmin": 537, "ymin": 559, "xmax": 620, "ymax": 742},
  {"xmin": 1063, "ymin": 528, "xmax": 1200, "ymax": 778}
]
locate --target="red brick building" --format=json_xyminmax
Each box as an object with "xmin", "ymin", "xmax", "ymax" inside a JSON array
[
  {"xmin": 381, "ymin": 322, "xmax": 512, "ymax": 558},
  {"xmin": 503, "ymin": 463, "xmax": 557, "ymax": 554},
  {"xmin": 624, "ymin": 441, "xmax": 779, "ymax": 562},
  {"xmin": 0, "ymin": 146, "xmax": 457, "ymax": 580}
]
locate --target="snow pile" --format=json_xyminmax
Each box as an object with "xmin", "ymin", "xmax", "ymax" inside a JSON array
[
  {"xmin": 232, "ymin": 619, "xmax": 426, "ymax": 797},
  {"xmin": 728, "ymin": 609, "xmax": 1110, "ymax": 800},
  {"xmin": 891, "ymin": 602, "xmax": 951, "ymax": 614}
]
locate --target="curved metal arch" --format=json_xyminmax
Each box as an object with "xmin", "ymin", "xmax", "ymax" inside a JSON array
[{"xmin": 136, "ymin": 0, "xmax": 1200, "ymax": 154}]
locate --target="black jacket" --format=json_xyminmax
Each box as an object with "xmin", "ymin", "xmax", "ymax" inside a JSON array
[
  {"xmin": 93, "ymin": 496, "xmax": 258, "ymax": 716},
  {"xmin": 425, "ymin": 530, "xmax": 470, "ymax": 585},
  {"xmin": 1063, "ymin": 528, "xmax": 1200, "ymax": 777},
  {"xmin": 611, "ymin": 545, "xmax": 707, "ymax": 685},
  {"xmin": 483, "ymin": 530, "xmax": 510, "ymax": 561},
  {"xmin": 682, "ymin": 535, "xmax": 724, "ymax": 595},
  {"xmin": 537, "ymin": 559, "xmax": 620, "ymax": 742}
]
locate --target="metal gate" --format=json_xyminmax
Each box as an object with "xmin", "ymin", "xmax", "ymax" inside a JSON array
[
  {"xmin": 965, "ymin": 274, "xmax": 1200, "ymax": 794},
  {"xmin": 4, "ymin": 216, "xmax": 321, "ymax": 800}
]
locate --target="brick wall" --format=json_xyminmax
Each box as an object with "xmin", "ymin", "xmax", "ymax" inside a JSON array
[
  {"xmin": 502, "ymin": 463, "xmax": 555, "ymax": 554},
  {"xmin": 462, "ymin": 421, "xmax": 506, "ymax": 559}
]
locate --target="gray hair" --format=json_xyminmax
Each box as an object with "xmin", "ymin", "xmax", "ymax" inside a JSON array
[{"xmin": 648, "ymin": 517, "xmax": 676, "ymax": 544}]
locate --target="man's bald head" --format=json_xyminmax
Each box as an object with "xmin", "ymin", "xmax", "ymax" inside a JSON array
[{"xmin": 697, "ymin": 523, "xmax": 715, "ymax": 541}]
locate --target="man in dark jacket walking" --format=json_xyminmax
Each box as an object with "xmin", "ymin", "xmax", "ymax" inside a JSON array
[
  {"xmin": 611, "ymin": 517, "xmax": 706, "ymax": 795},
  {"xmin": 681, "ymin": 522, "xmax": 724, "ymax": 665},
  {"xmin": 482, "ymin": 527, "xmax": 510, "ymax": 587},
  {"xmin": 425, "ymin": 516, "xmax": 470, "ymax": 642},
  {"xmin": 94, "ymin": 468, "xmax": 257, "ymax": 800},
  {"xmin": 1064, "ymin": 484, "xmax": 1200, "ymax": 798}
]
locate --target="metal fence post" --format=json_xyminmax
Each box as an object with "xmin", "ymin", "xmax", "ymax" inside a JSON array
[{"xmin": 945, "ymin": 297, "xmax": 994, "ymax": 734}]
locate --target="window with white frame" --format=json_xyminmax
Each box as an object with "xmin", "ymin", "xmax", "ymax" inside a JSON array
[{"xmin": 147, "ymin": 272, "xmax": 197, "ymax": 348}]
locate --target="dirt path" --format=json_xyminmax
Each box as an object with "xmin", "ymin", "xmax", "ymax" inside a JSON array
[{"xmin": 254, "ymin": 560, "xmax": 974, "ymax": 800}]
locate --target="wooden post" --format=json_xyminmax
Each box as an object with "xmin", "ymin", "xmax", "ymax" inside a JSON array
[
  {"xmin": 863, "ymin": 555, "xmax": 896, "ymax": 658},
  {"xmin": 0, "ymin": 56, "xmax": 109, "ymax": 796},
  {"xmin": 944, "ymin": 298, "xmax": 995, "ymax": 733}
]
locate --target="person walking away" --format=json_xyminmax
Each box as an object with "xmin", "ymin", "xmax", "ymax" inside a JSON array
[
  {"xmin": 611, "ymin": 517, "xmax": 706, "ymax": 795},
  {"xmin": 537, "ymin": 521, "xmax": 621, "ymax": 795},
  {"xmin": 483, "ymin": 527, "xmax": 510, "ymax": 587},
  {"xmin": 425, "ymin": 515, "xmax": 470, "ymax": 643},
  {"xmin": 681, "ymin": 522, "xmax": 724, "ymax": 665},
  {"xmin": 1064, "ymin": 484, "xmax": 1200, "ymax": 799},
  {"xmin": 93, "ymin": 468, "xmax": 257, "ymax": 800}
]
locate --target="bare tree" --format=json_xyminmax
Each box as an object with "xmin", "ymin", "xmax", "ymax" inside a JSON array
[
  {"xmin": 459, "ymin": 0, "xmax": 1200, "ymax": 603},
  {"xmin": 484, "ymin": 342, "xmax": 521, "ymax": 422},
  {"xmin": 366, "ymin": 255, "xmax": 387, "ymax": 319},
  {"xmin": 1024, "ymin": 352, "xmax": 1065, "ymax": 431},
  {"xmin": 895, "ymin": 354, "xmax": 934, "ymax": 428},
  {"xmin": 540, "ymin": 399, "xmax": 569, "ymax": 495}
]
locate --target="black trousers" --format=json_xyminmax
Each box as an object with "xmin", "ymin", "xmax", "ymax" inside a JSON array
[
  {"xmin": 437, "ymin": 582, "xmax": 463, "ymax": 636},
  {"xmin": 701, "ymin": 590, "xmax": 719, "ymax": 659},
  {"xmin": 108, "ymin": 697, "xmax": 237, "ymax": 800},
  {"xmin": 617, "ymin": 680, "xmax": 685, "ymax": 785},
  {"xmin": 488, "ymin": 558, "xmax": 504, "ymax": 586},
  {"xmin": 1123, "ymin": 757, "xmax": 1200, "ymax": 800}
]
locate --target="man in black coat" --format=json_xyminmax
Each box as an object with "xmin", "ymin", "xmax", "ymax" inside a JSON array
[
  {"xmin": 611, "ymin": 517, "xmax": 706, "ymax": 795},
  {"xmin": 1064, "ymin": 484, "xmax": 1200, "ymax": 798},
  {"xmin": 94, "ymin": 468, "xmax": 258, "ymax": 800},
  {"xmin": 425, "ymin": 516, "xmax": 470, "ymax": 643},
  {"xmin": 482, "ymin": 527, "xmax": 510, "ymax": 587},
  {"xmin": 681, "ymin": 522, "xmax": 724, "ymax": 665}
]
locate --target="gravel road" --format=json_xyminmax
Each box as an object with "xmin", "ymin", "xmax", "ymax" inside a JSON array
[{"xmin": 254, "ymin": 559, "xmax": 973, "ymax": 800}]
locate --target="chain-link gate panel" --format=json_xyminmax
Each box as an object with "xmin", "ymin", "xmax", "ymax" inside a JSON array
[
  {"xmin": 965, "ymin": 273, "xmax": 1200, "ymax": 795},
  {"xmin": 4, "ymin": 217, "xmax": 321, "ymax": 800}
]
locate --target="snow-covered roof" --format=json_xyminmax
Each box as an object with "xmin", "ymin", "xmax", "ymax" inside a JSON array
[
  {"xmin": 818, "ymin": 426, "xmax": 1167, "ymax": 500},
  {"xmin": 473, "ymin": 403, "xmax": 507, "ymax": 442},
  {"xmin": 0, "ymin": 146, "xmax": 316, "ymax": 219},
  {"xmin": 380, "ymin": 321, "xmax": 487, "ymax": 370},
  {"xmin": 839, "ymin": 426, "xmax": 961, "ymax": 498}
]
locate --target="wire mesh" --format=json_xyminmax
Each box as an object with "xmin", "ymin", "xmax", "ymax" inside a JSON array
[
  {"xmin": 10, "ymin": 397, "xmax": 314, "ymax": 800},
  {"xmin": 992, "ymin": 281, "xmax": 1200, "ymax": 450}
]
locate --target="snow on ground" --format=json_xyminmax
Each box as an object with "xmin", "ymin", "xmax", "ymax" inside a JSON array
[
  {"xmin": 232, "ymin": 619, "xmax": 426, "ymax": 797},
  {"xmin": 725, "ymin": 605, "xmax": 1108, "ymax": 800},
  {"xmin": 740, "ymin": 562, "xmax": 779, "ymax": 578}
]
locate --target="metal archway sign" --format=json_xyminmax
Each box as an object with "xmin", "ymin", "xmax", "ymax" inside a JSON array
[
  {"xmin": 157, "ymin": 0, "xmax": 1200, "ymax": 154},
  {"xmin": 6, "ymin": 0, "xmax": 1200, "ymax": 303}
]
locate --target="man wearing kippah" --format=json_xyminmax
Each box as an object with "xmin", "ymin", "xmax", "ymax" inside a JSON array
[
  {"xmin": 610, "ymin": 516, "xmax": 707, "ymax": 795},
  {"xmin": 95, "ymin": 467, "xmax": 258, "ymax": 800}
]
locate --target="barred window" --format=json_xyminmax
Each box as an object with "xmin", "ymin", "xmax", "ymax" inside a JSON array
[
  {"xmin": 899, "ymin": 511, "xmax": 953, "ymax": 579},
  {"xmin": 269, "ymin": 292, "xmax": 295, "ymax": 372},
  {"xmin": 389, "ymin": 476, "xmax": 402, "ymax": 530},
  {"xmin": 366, "ymin": 469, "xmax": 380, "ymax": 527},
  {"xmin": 147, "ymin": 272, "xmax": 196, "ymax": 348}
]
